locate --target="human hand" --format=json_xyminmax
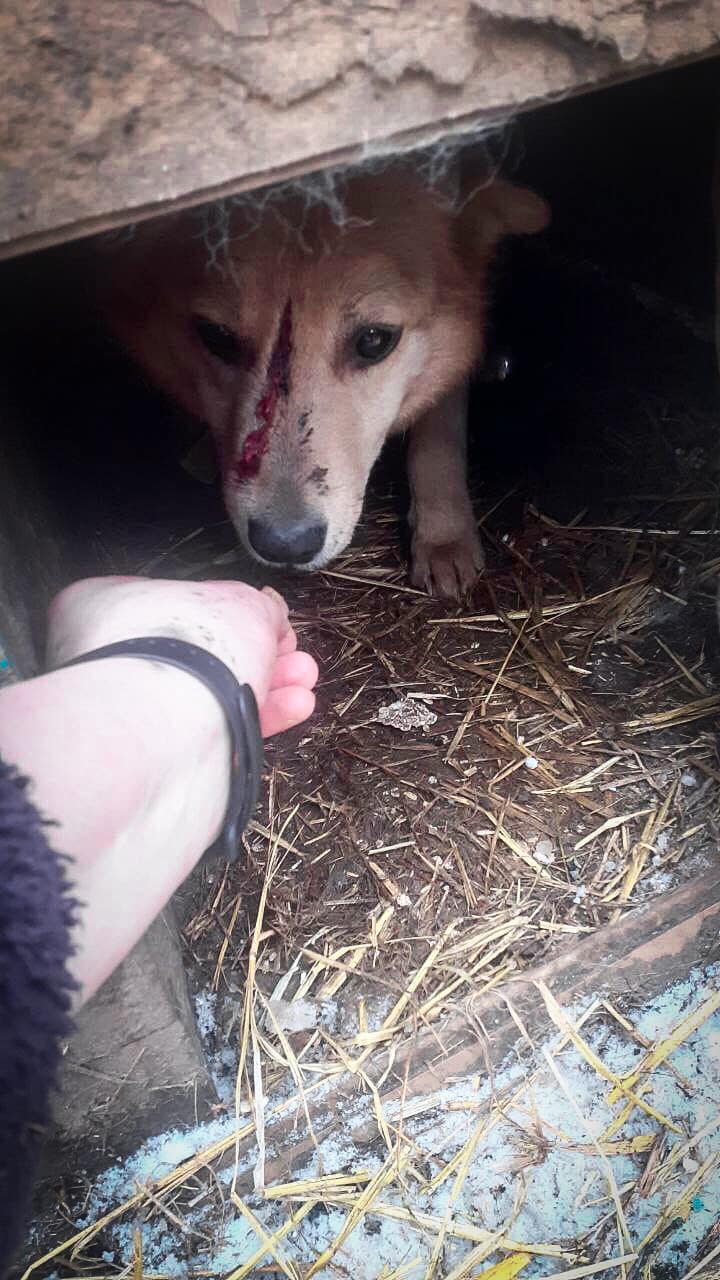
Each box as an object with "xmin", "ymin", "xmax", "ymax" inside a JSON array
[{"xmin": 47, "ymin": 576, "xmax": 318, "ymax": 737}]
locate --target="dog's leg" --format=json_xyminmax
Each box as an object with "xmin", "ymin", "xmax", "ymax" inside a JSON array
[{"xmin": 407, "ymin": 383, "xmax": 484, "ymax": 599}]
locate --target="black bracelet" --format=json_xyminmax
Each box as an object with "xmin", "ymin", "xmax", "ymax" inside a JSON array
[{"xmin": 57, "ymin": 636, "xmax": 263, "ymax": 864}]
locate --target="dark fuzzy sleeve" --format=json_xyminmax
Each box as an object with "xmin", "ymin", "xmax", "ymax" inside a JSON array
[{"xmin": 0, "ymin": 755, "xmax": 78, "ymax": 1272}]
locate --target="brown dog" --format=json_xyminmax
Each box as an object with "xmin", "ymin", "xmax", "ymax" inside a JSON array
[{"xmin": 101, "ymin": 165, "xmax": 549, "ymax": 598}]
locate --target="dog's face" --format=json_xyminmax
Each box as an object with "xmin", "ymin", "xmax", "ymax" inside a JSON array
[{"xmin": 102, "ymin": 169, "xmax": 548, "ymax": 569}]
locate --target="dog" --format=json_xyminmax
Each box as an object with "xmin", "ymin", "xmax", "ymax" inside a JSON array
[{"xmin": 100, "ymin": 164, "xmax": 549, "ymax": 599}]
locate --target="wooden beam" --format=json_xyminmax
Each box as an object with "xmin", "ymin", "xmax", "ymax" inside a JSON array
[{"xmin": 241, "ymin": 869, "xmax": 720, "ymax": 1186}]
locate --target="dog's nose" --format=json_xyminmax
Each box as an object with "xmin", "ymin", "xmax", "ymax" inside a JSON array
[{"xmin": 247, "ymin": 516, "xmax": 327, "ymax": 565}]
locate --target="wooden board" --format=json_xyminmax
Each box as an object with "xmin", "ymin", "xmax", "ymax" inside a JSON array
[
  {"xmin": 246, "ymin": 868, "xmax": 720, "ymax": 1186},
  {"xmin": 2, "ymin": 0, "xmax": 720, "ymax": 260}
]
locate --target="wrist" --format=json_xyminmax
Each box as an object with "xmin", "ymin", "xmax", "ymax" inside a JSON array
[
  {"xmin": 0, "ymin": 657, "xmax": 234, "ymax": 1002},
  {"xmin": 0, "ymin": 658, "xmax": 231, "ymax": 865},
  {"xmin": 58, "ymin": 636, "xmax": 263, "ymax": 865}
]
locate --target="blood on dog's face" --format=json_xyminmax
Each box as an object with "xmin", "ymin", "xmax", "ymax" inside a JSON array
[{"xmin": 102, "ymin": 170, "xmax": 547, "ymax": 570}]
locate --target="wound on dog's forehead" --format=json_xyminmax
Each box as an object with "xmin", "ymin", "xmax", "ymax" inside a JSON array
[
  {"xmin": 308, "ymin": 465, "xmax": 328, "ymax": 493},
  {"xmin": 299, "ymin": 410, "xmax": 313, "ymax": 447},
  {"xmin": 234, "ymin": 298, "xmax": 293, "ymax": 483}
]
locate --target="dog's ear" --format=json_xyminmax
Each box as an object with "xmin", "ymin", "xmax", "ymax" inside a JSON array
[
  {"xmin": 455, "ymin": 178, "xmax": 550, "ymax": 269},
  {"xmin": 94, "ymin": 211, "xmax": 185, "ymax": 256},
  {"xmin": 93, "ymin": 214, "xmax": 188, "ymax": 324}
]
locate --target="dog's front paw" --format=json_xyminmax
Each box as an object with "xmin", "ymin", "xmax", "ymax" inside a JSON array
[{"xmin": 411, "ymin": 525, "xmax": 485, "ymax": 600}]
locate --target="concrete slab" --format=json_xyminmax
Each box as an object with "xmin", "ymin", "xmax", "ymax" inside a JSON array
[{"xmin": 2, "ymin": 1, "xmax": 720, "ymax": 259}]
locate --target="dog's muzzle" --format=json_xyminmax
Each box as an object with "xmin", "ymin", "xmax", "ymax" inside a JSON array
[{"xmin": 247, "ymin": 515, "xmax": 327, "ymax": 566}]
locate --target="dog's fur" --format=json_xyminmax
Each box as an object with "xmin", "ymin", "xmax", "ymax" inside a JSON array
[{"xmin": 100, "ymin": 165, "xmax": 549, "ymax": 597}]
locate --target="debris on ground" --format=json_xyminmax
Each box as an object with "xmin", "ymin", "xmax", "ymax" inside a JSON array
[
  {"xmin": 26, "ymin": 966, "xmax": 720, "ymax": 1279},
  {"xmin": 376, "ymin": 696, "xmax": 439, "ymax": 732}
]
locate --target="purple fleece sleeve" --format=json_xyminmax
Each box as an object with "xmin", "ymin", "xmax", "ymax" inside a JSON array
[{"xmin": 0, "ymin": 755, "xmax": 77, "ymax": 1273}]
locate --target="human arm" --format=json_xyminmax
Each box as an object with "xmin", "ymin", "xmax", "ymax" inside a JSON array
[{"xmin": 0, "ymin": 577, "xmax": 318, "ymax": 1004}]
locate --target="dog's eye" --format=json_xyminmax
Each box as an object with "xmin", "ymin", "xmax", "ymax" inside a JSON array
[
  {"xmin": 353, "ymin": 325, "xmax": 402, "ymax": 365},
  {"xmin": 193, "ymin": 316, "xmax": 243, "ymax": 366}
]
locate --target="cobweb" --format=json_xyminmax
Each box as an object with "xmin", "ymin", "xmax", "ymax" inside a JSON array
[{"xmin": 193, "ymin": 116, "xmax": 521, "ymax": 271}]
